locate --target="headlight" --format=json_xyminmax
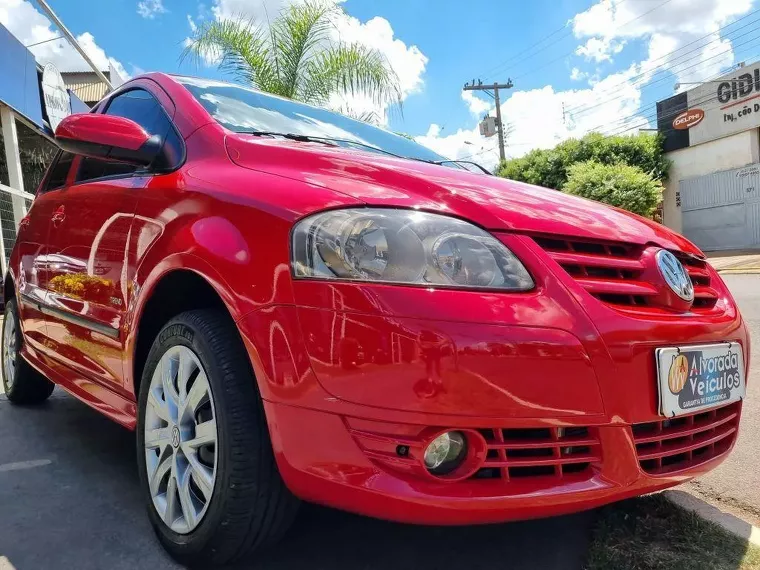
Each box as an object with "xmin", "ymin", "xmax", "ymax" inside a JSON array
[{"xmin": 291, "ymin": 208, "xmax": 533, "ymax": 290}]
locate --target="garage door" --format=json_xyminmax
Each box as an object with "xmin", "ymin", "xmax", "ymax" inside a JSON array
[{"xmin": 680, "ymin": 163, "xmax": 760, "ymax": 252}]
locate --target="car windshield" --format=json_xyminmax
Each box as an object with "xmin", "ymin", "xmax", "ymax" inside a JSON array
[{"xmin": 174, "ymin": 75, "xmax": 453, "ymax": 165}]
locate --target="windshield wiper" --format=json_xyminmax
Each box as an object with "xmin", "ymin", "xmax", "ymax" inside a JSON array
[
  {"xmin": 238, "ymin": 130, "xmax": 488, "ymax": 173},
  {"xmin": 430, "ymin": 159, "xmax": 492, "ymax": 175},
  {"xmin": 239, "ymin": 130, "xmax": 404, "ymax": 157}
]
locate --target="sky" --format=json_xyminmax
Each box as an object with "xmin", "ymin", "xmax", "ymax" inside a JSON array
[{"xmin": 1, "ymin": 0, "xmax": 759, "ymax": 169}]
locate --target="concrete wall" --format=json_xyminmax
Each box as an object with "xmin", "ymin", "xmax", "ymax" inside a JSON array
[{"xmin": 663, "ymin": 128, "xmax": 760, "ymax": 233}]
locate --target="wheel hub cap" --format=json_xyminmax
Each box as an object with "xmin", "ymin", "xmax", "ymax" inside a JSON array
[
  {"xmin": 144, "ymin": 345, "xmax": 218, "ymax": 534},
  {"xmin": 3, "ymin": 312, "xmax": 17, "ymax": 389}
]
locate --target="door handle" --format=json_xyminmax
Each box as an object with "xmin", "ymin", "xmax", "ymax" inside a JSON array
[{"xmin": 51, "ymin": 206, "xmax": 65, "ymax": 227}]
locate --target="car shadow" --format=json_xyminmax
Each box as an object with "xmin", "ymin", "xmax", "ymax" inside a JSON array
[{"xmin": 0, "ymin": 392, "xmax": 591, "ymax": 570}]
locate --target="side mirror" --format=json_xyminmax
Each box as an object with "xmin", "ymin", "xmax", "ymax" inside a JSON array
[{"xmin": 54, "ymin": 114, "xmax": 161, "ymax": 167}]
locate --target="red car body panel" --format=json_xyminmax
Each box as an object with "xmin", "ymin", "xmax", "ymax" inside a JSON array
[{"xmin": 7, "ymin": 72, "xmax": 750, "ymax": 525}]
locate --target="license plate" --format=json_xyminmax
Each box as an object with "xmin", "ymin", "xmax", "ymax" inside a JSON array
[{"xmin": 656, "ymin": 343, "xmax": 746, "ymax": 417}]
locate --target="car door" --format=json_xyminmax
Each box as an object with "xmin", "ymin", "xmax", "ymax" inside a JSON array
[
  {"xmin": 42, "ymin": 87, "xmax": 179, "ymax": 394},
  {"xmin": 15, "ymin": 151, "xmax": 76, "ymax": 355}
]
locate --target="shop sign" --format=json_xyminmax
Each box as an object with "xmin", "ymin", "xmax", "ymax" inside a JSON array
[{"xmin": 41, "ymin": 63, "xmax": 70, "ymax": 131}]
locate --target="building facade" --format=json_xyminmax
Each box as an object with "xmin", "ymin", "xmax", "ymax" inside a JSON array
[
  {"xmin": 658, "ymin": 62, "xmax": 760, "ymax": 252},
  {"xmin": 0, "ymin": 22, "xmax": 100, "ymax": 275}
]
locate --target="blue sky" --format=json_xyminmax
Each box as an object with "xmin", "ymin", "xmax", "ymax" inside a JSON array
[{"xmin": 2, "ymin": 0, "xmax": 759, "ymax": 167}]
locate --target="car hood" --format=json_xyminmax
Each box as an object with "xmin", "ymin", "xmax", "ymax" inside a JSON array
[{"xmin": 226, "ymin": 135, "xmax": 700, "ymax": 254}]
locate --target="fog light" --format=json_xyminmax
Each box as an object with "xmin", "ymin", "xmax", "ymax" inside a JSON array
[{"xmin": 424, "ymin": 431, "xmax": 467, "ymax": 475}]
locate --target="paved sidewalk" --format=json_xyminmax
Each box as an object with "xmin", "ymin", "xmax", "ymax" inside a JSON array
[{"xmin": 707, "ymin": 251, "xmax": 760, "ymax": 273}]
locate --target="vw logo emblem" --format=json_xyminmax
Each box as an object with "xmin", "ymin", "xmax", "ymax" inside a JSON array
[
  {"xmin": 171, "ymin": 426, "xmax": 181, "ymax": 449},
  {"xmin": 655, "ymin": 249, "xmax": 694, "ymax": 302}
]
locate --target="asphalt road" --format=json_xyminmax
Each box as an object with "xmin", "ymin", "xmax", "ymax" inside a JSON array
[
  {"xmin": 685, "ymin": 274, "xmax": 760, "ymax": 518},
  {"xmin": 0, "ymin": 391, "xmax": 591, "ymax": 569},
  {"xmin": 2, "ymin": 274, "xmax": 756, "ymax": 569}
]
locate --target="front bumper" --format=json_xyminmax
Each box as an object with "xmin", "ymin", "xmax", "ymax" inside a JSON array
[
  {"xmin": 236, "ymin": 233, "xmax": 749, "ymax": 524},
  {"xmin": 263, "ymin": 399, "xmax": 742, "ymax": 525}
]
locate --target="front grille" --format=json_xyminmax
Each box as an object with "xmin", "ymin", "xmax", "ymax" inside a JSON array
[
  {"xmin": 632, "ymin": 403, "xmax": 740, "ymax": 476},
  {"xmin": 346, "ymin": 418, "xmax": 600, "ymax": 484},
  {"xmin": 534, "ymin": 236, "xmax": 718, "ymax": 312},
  {"xmin": 474, "ymin": 426, "xmax": 601, "ymax": 481}
]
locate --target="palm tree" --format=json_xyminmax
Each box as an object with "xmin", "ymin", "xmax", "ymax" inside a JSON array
[{"xmin": 182, "ymin": 2, "xmax": 401, "ymax": 121}]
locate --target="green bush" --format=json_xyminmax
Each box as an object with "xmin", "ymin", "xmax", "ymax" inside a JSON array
[
  {"xmin": 563, "ymin": 161, "xmax": 663, "ymax": 217},
  {"xmin": 496, "ymin": 132, "xmax": 670, "ymax": 190}
]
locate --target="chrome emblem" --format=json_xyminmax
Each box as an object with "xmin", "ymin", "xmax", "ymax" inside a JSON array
[
  {"xmin": 171, "ymin": 426, "xmax": 181, "ymax": 448},
  {"xmin": 655, "ymin": 250, "xmax": 694, "ymax": 302}
]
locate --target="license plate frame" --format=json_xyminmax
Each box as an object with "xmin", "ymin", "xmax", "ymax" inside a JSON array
[{"xmin": 655, "ymin": 342, "xmax": 745, "ymax": 418}]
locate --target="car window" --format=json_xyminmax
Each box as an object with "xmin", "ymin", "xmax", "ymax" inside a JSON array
[
  {"xmin": 75, "ymin": 88, "xmax": 181, "ymax": 183},
  {"xmin": 41, "ymin": 151, "xmax": 75, "ymax": 193},
  {"xmin": 175, "ymin": 76, "xmax": 450, "ymax": 165}
]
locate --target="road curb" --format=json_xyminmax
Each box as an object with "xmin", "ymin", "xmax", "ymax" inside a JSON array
[{"xmin": 664, "ymin": 490, "xmax": 760, "ymax": 547}]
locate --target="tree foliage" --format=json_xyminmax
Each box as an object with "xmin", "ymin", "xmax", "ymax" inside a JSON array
[
  {"xmin": 563, "ymin": 161, "xmax": 663, "ymax": 218},
  {"xmin": 182, "ymin": 1, "xmax": 401, "ymax": 121},
  {"xmin": 495, "ymin": 132, "xmax": 670, "ymax": 190}
]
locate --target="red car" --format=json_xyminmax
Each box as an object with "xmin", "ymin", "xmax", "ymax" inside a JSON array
[{"xmin": 1, "ymin": 73, "xmax": 749, "ymax": 566}]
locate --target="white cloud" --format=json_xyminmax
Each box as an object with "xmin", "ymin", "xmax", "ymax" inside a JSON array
[
  {"xmin": 187, "ymin": 14, "xmax": 198, "ymax": 33},
  {"xmin": 137, "ymin": 0, "xmax": 167, "ymax": 19},
  {"xmin": 461, "ymin": 90, "xmax": 491, "ymax": 116},
  {"xmin": 570, "ymin": 67, "xmax": 587, "ymax": 81},
  {"xmin": 575, "ymin": 37, "xmax": 625, "ymax": 62},
  {"xmin": 0, "ymin": 0, "xmax": 129, "ymax": 78},
  {"xmin": 572, "ymin": 0, "xmax": 751, "ymax": 85}
]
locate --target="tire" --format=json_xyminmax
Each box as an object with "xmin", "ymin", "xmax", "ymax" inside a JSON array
[
  {"xmin": 2, "ymin": 298, "xmax": 54, "ymax": 404},
  {"xmin": 136, "ymin": 309, "xmax": 299, "ymax": 567}
]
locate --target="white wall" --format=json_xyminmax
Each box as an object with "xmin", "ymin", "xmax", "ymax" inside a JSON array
[{"xmin": 663, "ymin": 128, "xmax": 760, "ymax": 233}]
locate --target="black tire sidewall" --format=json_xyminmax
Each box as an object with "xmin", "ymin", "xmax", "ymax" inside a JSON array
[{"xmin": 136, "ymin": 315, "xmax": 239, "ymax": 559}]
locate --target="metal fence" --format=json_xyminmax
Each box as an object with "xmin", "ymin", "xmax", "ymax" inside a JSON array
[{"xmin": 0, "ymin": 102, "xmax": 55, "ymax": 275}]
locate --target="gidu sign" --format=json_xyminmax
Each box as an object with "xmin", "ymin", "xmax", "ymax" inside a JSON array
[{"xmin": 657, "ymin": 61, "xmax": 760, "ymax": 152}]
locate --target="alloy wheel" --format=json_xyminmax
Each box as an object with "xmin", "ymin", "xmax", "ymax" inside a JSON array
[
  {"xmin": 144, "ymin": 345, "xmax": 218, "ymax": 534},
  {"xmin": 3, "ymin": 312, "xmax": 17, "ymax": 389}
]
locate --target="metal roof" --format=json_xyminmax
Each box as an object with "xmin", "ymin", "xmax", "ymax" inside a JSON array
[{"xmin": 61, "ymin": 71, "xmax": 110, "ymax": 104}]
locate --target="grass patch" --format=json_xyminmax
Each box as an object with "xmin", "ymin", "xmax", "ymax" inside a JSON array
[{"xmin": 586, "ymin": 494, "xmax": 760, "ymax": 570}]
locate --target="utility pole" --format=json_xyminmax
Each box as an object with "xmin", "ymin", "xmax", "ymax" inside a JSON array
[{"xmin": 463, "ymin": 79, "xmax": 513, "ymax": 162}]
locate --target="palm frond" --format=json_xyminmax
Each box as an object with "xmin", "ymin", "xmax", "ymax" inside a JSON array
[
  {"xmin": 273, "ymin": 1, "xmax": 335, "ymax": 99},
  {"xmin": 309, "ymin": 43, "xmax": 402, "ymax": 112},
  {"xmin": 181, "ymin": 18, "xmax": 278, "ymax": 93},
  {"xmin": 332, "ymin": 105, "xmax": 383, "ymax": 125}
]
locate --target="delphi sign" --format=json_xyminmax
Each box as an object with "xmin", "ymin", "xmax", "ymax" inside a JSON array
[{"xmin": 657, "ymin": 61, "xmax": 760, "ymax": 152}]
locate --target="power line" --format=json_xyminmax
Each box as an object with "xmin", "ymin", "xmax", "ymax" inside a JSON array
[
  {"xmin": 24, "ymin": 35, "xmax": 63, "ymax": 48},
  {"xmin": 565, "ymin": 9, "xmax": 760, "ymax": 117},
  {"xmin": 458, "ymin": 145, "xmax": 499, "ymax": 161},
  {"xmin": 481, "ymin": 0, "xmax": 635, "ymax": 82},
  {"xmin": 512, "ymin": 0, "xmax": 677, "ymax": 82},
  {"xmin": 564, "ymin": 26, "xmax": 760, "ymax": 129},
  {"xmin": 479, "ymin": 22, "xmax": 570, "ymax": 81},
  {"xmin": 573, "ymin": 32, "xmax": 760, "ymax": 135}
]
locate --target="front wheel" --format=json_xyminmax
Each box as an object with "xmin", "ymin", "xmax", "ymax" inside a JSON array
[
  {"xmin": 2, "ymin": 298, "xmax": 54, "ymax": 404},
  {"xmin": 136, "ymin": 309, "xmax": 299, "ymax": 567}
]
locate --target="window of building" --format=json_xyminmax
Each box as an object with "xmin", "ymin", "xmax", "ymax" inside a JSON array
[
  {"xmin": 16, "ymin": 119, "xmax": 57, "ymax": 194},
  {"xmin": 0, "ymin": 126, "xmax": 9, "ymax": 187},
  {"xmin": 43, "ymin": 151, "xmax": 75, "ymax": 192}
]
